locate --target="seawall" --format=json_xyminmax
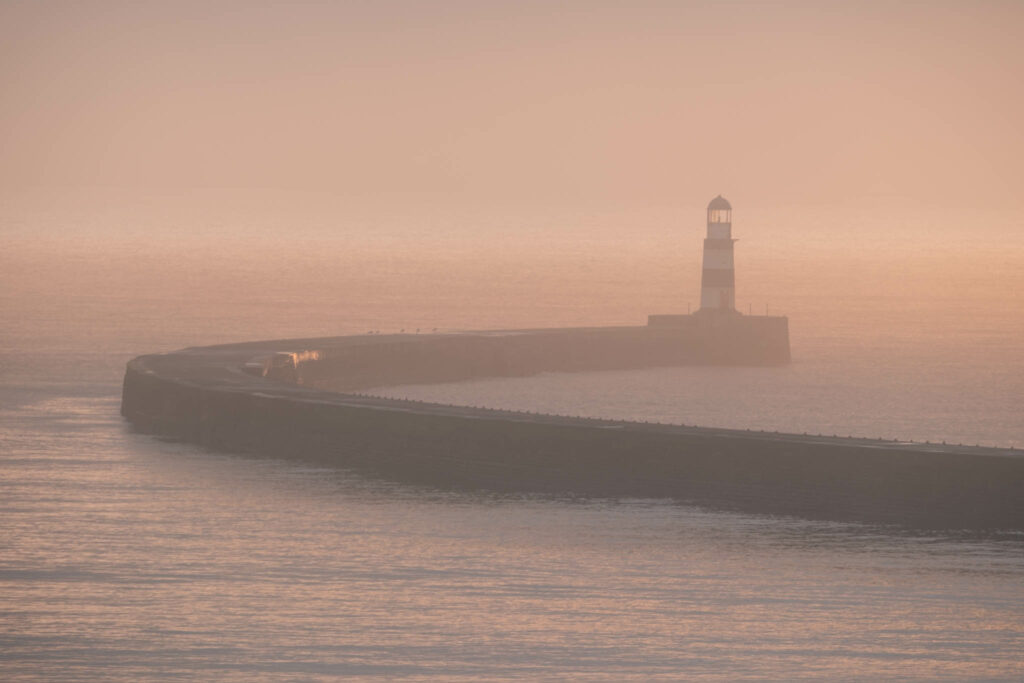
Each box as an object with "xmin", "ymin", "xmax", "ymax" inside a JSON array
[{"xmin": 121, "ymin": 323, "xmax": 1024, "ymax": 531}]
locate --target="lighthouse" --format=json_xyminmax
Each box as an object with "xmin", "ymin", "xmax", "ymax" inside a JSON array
[
  {"xmin": 699, "ymin": 195, "xmax": 736, "ymax": 313},
  {"xmin": 646, "ymin": 196, "xmax": 789, "ymax": 363}
]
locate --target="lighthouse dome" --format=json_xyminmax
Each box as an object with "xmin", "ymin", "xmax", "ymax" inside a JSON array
[{"xmin": 707, "ymin": 195, "xmax": 732, "ymax": 210}]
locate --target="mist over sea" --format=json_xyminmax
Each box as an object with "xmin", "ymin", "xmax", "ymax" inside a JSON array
[{"xmin": 2, "ymin": 189, "xmax": 1023, "ymax": 680}]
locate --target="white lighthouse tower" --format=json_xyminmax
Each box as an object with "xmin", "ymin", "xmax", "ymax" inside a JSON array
[
  {"xmin": 699, "ymin": 195, "xmax": 737, "ymax": 313},
  {"xmin": 646, "ymin": 195, "xmax": 789, "ymax": 363}
]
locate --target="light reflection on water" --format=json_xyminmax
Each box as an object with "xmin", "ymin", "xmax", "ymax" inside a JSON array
[
  {"xmin": 1, "ymin": 193, "xmax": 1023, "ymax": 678},
  {"xmin": 1, "ymin": 394, "xmax": 1022, "ymax": 681},
  {"xmin": 376, "ymin": 359, "xmax": 1024, "ymax": 449}
]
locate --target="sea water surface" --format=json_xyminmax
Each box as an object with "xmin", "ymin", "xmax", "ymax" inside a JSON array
[{"xmin": 1, "ymin": 190, "xmax": 1023, "ymax": 680}]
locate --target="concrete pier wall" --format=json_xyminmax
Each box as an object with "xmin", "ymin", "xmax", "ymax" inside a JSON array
[
  {"xmin": 299, "ymin": 320, "xmax": 789, "ymax": 392},
  {"xmin": 121, "ymin": 323, "xmax": 1024, "ymax": 531}
]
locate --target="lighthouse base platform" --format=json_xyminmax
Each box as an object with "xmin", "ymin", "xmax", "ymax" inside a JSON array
[{"xmin": 646, "ymin": 312, "xmax": 790, "ymax": 365}]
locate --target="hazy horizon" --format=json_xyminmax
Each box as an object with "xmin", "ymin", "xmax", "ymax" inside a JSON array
[
  {"xmin": 3, "ymin": 3, "xmax": 1024, "ymax": 680},
  {"xmin": 3, "ymin": 1, "xmax": 1023, "ymax": 211}
]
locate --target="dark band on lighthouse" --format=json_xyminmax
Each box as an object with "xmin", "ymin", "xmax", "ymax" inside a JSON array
[{"xmin": 700, "ymin": 195, "xmax": 736, "ymax": 312}]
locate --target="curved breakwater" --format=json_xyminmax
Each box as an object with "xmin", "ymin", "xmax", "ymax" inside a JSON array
[{"xmin": 121, "ymin": 325, "xmax": 1024, "ymax": 531}]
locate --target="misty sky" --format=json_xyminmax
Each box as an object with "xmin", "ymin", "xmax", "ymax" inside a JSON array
[{"xmin": 2, "ymin": 1, "xmax": 1022, "ymax": 209}]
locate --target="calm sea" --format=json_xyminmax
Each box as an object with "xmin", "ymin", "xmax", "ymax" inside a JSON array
[{"xmin": 2, "ymin": 189, "xmax": 1022, "ymax": 680}]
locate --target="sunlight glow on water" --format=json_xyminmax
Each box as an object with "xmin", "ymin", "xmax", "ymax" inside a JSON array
[
  {"xmin": 2, "ymin": 395, "xmax": 1022, "ymax": 681},
  {"xmin": 2, "ymin": 192, "xmax": 1023, "ymax": 679},
  {"xmin": 377, "ymin": 356, "xmax": 1023, "ymax": 449}
]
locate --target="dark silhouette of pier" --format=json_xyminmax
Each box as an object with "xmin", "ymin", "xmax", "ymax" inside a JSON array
[{"xmin": 121, "ymin": 326, "xmax": 1022, "ymax": 531}]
